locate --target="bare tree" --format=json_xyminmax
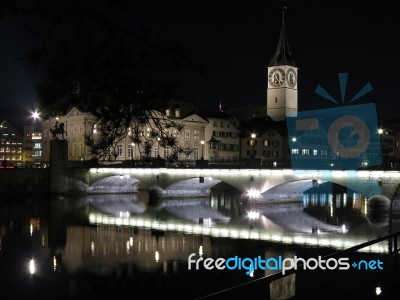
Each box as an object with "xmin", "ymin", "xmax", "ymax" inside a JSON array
[{"xmin": 4, "ymin": 0, "xmax": 203, "ymax": 163}]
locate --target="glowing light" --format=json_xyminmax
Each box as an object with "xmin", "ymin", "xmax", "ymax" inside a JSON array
[
  {"xmin": 32, "ymin": 110, "xmax": 40, "ymax": 120},
  {"xmin": 155, "ymin": 251, "xmax": 160, "ymax": 262},
  {"xmin": 247, "ymin": 188, "xmax": 261, "ymax": 199},
  {"xmin": 342, "ymin": 224, "xmax": 347, "ymax": 233},
  {"xmin": 29, "ymin": 259, "xmax": 35, "ymax": 275},
  {"xmin": 375, "ymin": 287, "xmax": 382, "ymax": 295},
  {"xmin": 247, "ymin": 211, "xmax": 260, "ymax": 220},
  {"xmin": 53, "ymin": 256, "xmax": 57, "ymax": 271},
  {"xmin": 199, "ymin": 245, "xmax": 203, "ymax": 256}
]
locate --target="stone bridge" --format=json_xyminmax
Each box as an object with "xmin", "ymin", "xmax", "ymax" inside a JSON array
[{"xmin": 62, "ymin": 167, "xmax": 400, "ymax": 201}]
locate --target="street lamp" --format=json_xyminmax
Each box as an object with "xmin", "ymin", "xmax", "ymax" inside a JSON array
[
  {"xmin": 200, "ymin": 140, "xmax": 205, "ymax": 160},
  {"xmin": 250, "ymin": 133, "xmax": 256, "ymax": 159}
]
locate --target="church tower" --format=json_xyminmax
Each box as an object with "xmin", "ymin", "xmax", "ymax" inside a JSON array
[{"xmin": 267, "ymin": 9, "xmax": 298, "ymax": 121}]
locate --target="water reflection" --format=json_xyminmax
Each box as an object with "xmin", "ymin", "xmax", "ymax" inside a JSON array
[{"xmin": 1, "ymin": 190, "xmax": 399, "ymax": 299}]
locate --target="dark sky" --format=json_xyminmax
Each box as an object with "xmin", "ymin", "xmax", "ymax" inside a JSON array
[{"xmin": 0, "ymin": 0, "xmax": 399, "ymax": 120}]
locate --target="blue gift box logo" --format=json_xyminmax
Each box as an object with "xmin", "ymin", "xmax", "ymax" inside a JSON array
[{"xmin": 286, "ymin": 73, "xmax": 382, "ymax": 170}]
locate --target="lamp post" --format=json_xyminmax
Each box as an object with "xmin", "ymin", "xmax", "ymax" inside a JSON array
[
  {"xmin": 200, "ymin": 140, "xmax": 204, "ymax": 160},
  {"xmin": 250, "ymin": 133, "xmax": 256, "ymax": 159},
  {"xmin": 131, "ymin": 142, "xmax": 135, "ymax": 161}
]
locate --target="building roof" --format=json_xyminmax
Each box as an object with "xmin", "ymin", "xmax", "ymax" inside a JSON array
[{"xmin": 268, "ymin": 9, "xmax": 296, "ymax": 67}]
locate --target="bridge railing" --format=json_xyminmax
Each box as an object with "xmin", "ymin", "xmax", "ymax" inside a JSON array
[
  {"xmin": 195, "ymin": 229, "xmax": 400, "ymax": 299},
  {"xmin": 68, "ymin": 158, "xmax": 400, "ymax": 171}
]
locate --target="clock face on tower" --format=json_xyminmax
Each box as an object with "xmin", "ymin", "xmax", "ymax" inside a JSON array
[
  {"xmin": 286, "ymin": 68, "xmax": 297, "ymax": 88},
  {"xmin": 269, "ymin": 67, "xmax": 285, "ymax": 87}
]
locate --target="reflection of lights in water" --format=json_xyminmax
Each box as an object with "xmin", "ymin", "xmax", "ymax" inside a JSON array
[
  {"xmin": 155, "ymin": 251, "xmax": 160, "ymax": 262},
  {"xmin": 88, "ymin": 213, "xmax": 388, "ymax": 253},
  {"xmin": 53, "ymin": 256, "xmax": 57, "ymax": 271},
  {"xmin": 126, "ymin": 241, "xmax": 130, "ymax": 251},
  {"xmin": 30, "ymin": 224, "xmax": 33, "ymax": 236},
  {"xmin": 376, "ymin": 287, "xmax": 382, "ymax": 295},
  {"xmin": 119, "ymin": 211, "xmax": 130, "ymax": 218},
  {"xmin": 199, "ymin": 245, "xmax": 203, "ymax": 256},
  {"xmin": 129, "ymin": 237, "xmax": 133, "ymax": 246},
  {"xmin": 90, "ymin": 241, "xmax": 95, "ymax": 256},
  {"xmin": 29, "ymin": 259, "xmax": 35, "ymax": 275},
  {"xmin": 342, "ymin": 224, "xmax": 347, "ymax": 233}
]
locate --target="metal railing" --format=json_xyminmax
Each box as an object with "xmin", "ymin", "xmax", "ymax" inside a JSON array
[{"xmin": 195, "ymin": 229, "xmax": 400, "ymax": 299}]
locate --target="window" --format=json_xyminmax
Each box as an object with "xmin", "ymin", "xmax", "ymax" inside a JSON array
[
  {"xmin": 214, "ymin": 121, "xmax": 218, "ymax": 127},
  {"xmin": 193, "ymin": 147, "xmax": 199, "ymax": 160},
  {"xmin": 302, "ymin": 149, "xmax": 310, "ymax": 155},
  {"xmin": 263, "ymin": 140, "xmax": 269, "ymax": 146},
  {"xmin": 183, "ymin": 146, "xmax": 190, "ymax": 158},
  {"xmin": 164, "ymin": 146, "xmax": 170, "ymax": 158},
  {"xmin": 291, "ymin": 149, "xmax": 299, "ymax": 155},
  {"xmin": 248, "ymin": 139, "xmax": 256, "ymax": 146},
  {"xmin": 93, "ymin": 124, "xmax": 99, "ymax": 134},
  {"xmin": 193, "ymin": 130, "xmax": 200, "ymax": 140},
  {"xmin": 128, "ymin": 145, "xmax": 133, "ymax": 158},
  {"xmin": 220, "ymin": 122, "xmax": 225, "ymax": 127},
  {"xmin": 313, "ymin": 149, "xmax": 318, "ymax": 156},
  {"xmin": 80, "ymin": 124, "xmax": 84, "ymax": 134},
  {"xmin": 117, "ymin": 144, "xmax": 123, "ymax": 157},
  {"xmin": 184, "ymin": 129, "xmax": 190, "ymax": 139}
]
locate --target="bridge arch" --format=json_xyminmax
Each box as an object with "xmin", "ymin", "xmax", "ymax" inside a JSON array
[
  {"xmin": 76, "ymin": 168, "xmax": 400, "ymax": 199},
  {"xmin": 88, "ymin": 175, "xmax": 140, "ymax": 194}
]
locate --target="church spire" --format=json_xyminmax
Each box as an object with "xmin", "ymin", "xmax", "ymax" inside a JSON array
[{"xmin": 268, "ymin": 7, "xmax": 296, "ymax": 67}]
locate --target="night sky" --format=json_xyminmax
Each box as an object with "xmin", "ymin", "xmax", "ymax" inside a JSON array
[{"xmin": 0, "ymin": 0, "xmax": 399, "ymax": 120}]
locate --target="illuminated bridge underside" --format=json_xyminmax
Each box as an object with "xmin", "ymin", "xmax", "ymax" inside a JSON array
[
  {"xmin": 150, "ymin": 177, "xmax": 231, "ymax": 199},
  {"xmin": 259, "ymin": 179, "xmax": 328, "ymax": 202},
  {"xmin": 79, "ymin": 168, "xmax": 400, "ymax": 199},
  {"xmin": 88, "ymin": 175, "xmax": 139, "ymax": 194}
]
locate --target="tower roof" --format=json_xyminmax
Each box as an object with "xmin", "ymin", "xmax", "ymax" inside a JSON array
[{"xmin": 268, "ymin": 8, "xmax": 296, "ymax": 67}]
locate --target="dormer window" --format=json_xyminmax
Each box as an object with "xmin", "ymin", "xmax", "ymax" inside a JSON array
[
  {"xmin": 175, "ymin": 108, "xmax": 180, "ymax": 117},
  {"xmin": 166, "ymin": 109, "xmax": 170, "ymax": 116}
]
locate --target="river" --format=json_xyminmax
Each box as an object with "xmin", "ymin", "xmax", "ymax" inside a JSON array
[{"xmin": 0, "ymin": 187, "xmax": 399, "ymax": 299}]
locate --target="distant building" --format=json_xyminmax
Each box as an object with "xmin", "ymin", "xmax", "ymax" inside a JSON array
[
  {"xmin": 205, "ymin": 111, "xmax": 241, "ymax": 165},
  {"xmin": 23, "ymin": 125, "xmax": 43, "ymax": 167},
  {"xmin": 0, "ymin": 120, "xmax": 23, "ymax": 166}
]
